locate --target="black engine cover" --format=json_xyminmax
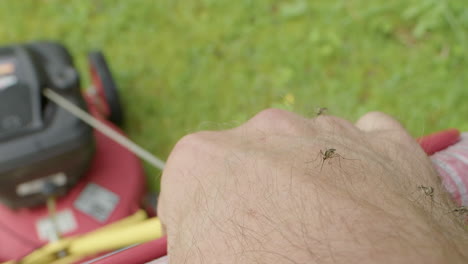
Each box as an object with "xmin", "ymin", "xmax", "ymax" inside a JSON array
[{"xmin": 0, "ymin": 42, "xmax": 94, "ymax": 208}]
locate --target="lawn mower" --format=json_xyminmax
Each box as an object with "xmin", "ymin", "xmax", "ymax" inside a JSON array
[
  {"xmin": 0, "ymin": 42, "xmax": 166, "ymax": 263},
  {"xmin": 5, "ymin": 42, "xmax": 463, "ymax": 264}
]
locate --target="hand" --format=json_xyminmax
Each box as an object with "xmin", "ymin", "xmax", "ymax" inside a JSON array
[{"xmin": 158, "ymin": 109, "xmax": 468, "ymax": 264}]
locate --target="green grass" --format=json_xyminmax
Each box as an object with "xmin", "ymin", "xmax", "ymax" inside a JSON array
[{"xmin": 1, "ymin": 0, "xmax": 466, "ymax": 190}]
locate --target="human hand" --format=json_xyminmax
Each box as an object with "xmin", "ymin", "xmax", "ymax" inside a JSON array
[{"xmin": 158, "ymin": 109, "xmax": 468, "ymax": 264}]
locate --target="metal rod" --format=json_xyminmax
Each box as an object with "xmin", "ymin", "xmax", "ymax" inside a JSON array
[
  {"xmin": 80, "ymin": 244, "xmax": 139, "ymax": 264},
  {"xmin": 43, "ymin": 88, "xmax": 166, "ymax": 170}
]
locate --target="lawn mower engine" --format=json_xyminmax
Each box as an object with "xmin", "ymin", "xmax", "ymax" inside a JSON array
[
  {"xmin": 0, "ymin": 42, "xmax": 93, "ymax": 209},
  {"xmin": 0, "ymin": 42, "xmax": 147, "ymax": 262}
]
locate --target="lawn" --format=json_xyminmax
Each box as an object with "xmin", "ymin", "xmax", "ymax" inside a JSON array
[{"xmin": 1, "ymin": 0, "xmax": 466, "ymax": 190}]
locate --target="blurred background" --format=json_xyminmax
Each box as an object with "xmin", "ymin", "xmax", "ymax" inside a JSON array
[{"xmin": 1, "ymin": 0, "xmax": 466, "ymax": 189}]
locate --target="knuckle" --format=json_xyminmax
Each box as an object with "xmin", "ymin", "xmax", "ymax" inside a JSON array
[
  {"xmin": 174, "ymin": 131, "xmax": 214, "ymax": 150},
  {"xmin": 171, "ymin": 130, "xmax": 226, "ymax": 161},
  {"xmin": 360, "ymin": 111, "xmax": 388, "ymax": 120},
  {"xmin": 254, "ymin": 108, "xmax": 291, "ymax": 122},
  {"xmin": 248, "ymin": 108, "xmax": 305, "ymax": 134},
  {"xmin": 314, "ymin": 115, "xmax": 353, "ymax": 132},
  {"xmin": 170, "ymin": 133, "xmax": 207, "ymax": 160}
]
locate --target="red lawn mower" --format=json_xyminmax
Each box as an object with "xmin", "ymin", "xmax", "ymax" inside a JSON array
[{"xmin": 0, "ymin": 42, "xmax": 166, "ymax": 263}]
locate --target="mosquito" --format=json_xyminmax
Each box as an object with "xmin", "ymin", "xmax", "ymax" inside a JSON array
[
  {"xmin": 413, "ymin": 185, "xmax": 436, "ymax": 213},
  {"xmin": 316, "ymin": 107, "xmax": 328, "ymax": 116},
  {"xmin": 317, "ymin": 148, "xmax": 342, "ymax": 171},
  {"xmin": 418, "ymin": 185, "xmax": 434, "ymax": 200},
  {"xmin": 307, "ymin": 148, "xmax": 356, "ymax": 172},
  {"xmin": 452, "ymin": 206, "xmax": 468, "ymax": 216},
  {"xmin": 411, "ymin": 185, "xmax": 434, "ymax": 204},
  {"xmin": 411, "ymin": 185, "xmax": 440, "ymax": 217}
]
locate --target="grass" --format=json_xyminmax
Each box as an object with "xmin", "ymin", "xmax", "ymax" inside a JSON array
[{"xmin": 0, "ymin": 0, "xmax": 466, "ymax": 190}]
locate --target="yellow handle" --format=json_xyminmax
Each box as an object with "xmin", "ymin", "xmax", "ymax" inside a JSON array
[
  {"xmin": 68, "ymin": 217, "xmax": 163, "ymax": 256},
  {"xmin": 49, "ymin": 255, "xmax": 83, "ymax": 264},
  {"xmin": 76, "ymin": 209, "xmax": 147, "ymax": 239},
  {"xmin": 19, "ymin": 209, "xmax": 148, "ymax": 264},
  {"xmin": 20, "ymin": 239, "xmax": 72, "ymax": 264}
]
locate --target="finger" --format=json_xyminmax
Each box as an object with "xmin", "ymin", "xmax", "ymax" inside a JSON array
[
  {"xmin": 355, "ymin": 111, "xmax": 405, "ymax": 132},
  {"xmin": 355, "ymin": 111, "xmax": 414, "ymax": 143}
]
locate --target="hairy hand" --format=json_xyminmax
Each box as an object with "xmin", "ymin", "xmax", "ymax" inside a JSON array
[{"xmin": 158, "ymin": 109, "xmax": 468, "ymax": 264}]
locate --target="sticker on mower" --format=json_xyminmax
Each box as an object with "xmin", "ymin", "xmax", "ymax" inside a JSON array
[
  {"xmin": 74, "ymin": 183, "xmax": 120, "ymax": 222},
  {"xmin": 0, "ymin": 58, "xmax": 15, "ymax": 75},
  {"xmin": 0, "ymin": 58, "xmax": 17, "ymax": 91},
  {"xmin": 0, "ymin": 75, "xmax": 17, "ymax": 91},
  {"xmin": 36, "ymin": 209, "xmax": 77, "ymax": 241}
]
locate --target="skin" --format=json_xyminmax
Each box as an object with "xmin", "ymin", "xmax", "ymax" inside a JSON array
[{"xmin": 158, "ymin": 109, "xmax": 468, "ymax": 264}]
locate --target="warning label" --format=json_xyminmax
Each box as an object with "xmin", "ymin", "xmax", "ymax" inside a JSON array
[
  {"xmin": 0, "ymin": 75, "xmax": 17, "ymax": 91},
  {"xmin": 36, "ymin": 209, "xmax": 77, "ymax": 241},
  {"xmin": 0, "ymin": 59, "xmax": 15, "ymax": 75},
  {"xmin": 0, "ymin": 58, "xmax": 16, "ymax": 92},
  {"xmin": 74, "ymin": 183, "xmax": 120, "ymax": 223}
]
